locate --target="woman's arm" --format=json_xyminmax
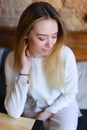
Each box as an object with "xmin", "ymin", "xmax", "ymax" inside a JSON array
[
  {"xmin": 36, "ymin": 111, "xmax": 52, "ymax": 121},
  {"xmin": 4, "ymin": 52, "xmax": 30, "ymax": 118}
]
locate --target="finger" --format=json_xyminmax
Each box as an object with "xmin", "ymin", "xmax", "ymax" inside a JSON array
[
  {"xmin": 26, "ymin": 48, "xmax": 30, "ymax": 57},
  {"xmin": 25, "ymin": 44, "xmax": 30, "ymax": 57}
]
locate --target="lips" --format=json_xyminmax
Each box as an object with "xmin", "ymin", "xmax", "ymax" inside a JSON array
[{"xmin": 42, "ymin": 49, "xmax": 50, "ymax": 53}]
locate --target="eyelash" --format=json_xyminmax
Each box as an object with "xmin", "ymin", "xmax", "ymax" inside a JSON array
[
  {"xmin": 38, "ymin": 38, "xmax": 45, "ymax": 41},
  {"xmin": 52, "ymin": 36, "xmax": 57, "ymax": 39},
  {"xmin": 38, "ymin": 36, "xmax": 57, "ymax": 41}
]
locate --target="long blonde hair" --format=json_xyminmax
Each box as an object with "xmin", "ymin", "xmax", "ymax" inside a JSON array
[{"xmin": 14, "ymin": 2, "xmax": 67, "ymax": 88}]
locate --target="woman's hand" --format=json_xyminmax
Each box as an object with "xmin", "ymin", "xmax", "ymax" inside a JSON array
[
  {"xmin": 36, "ymin": 111, "xmax": 52, "ymax": 122},
  {"xmin": 21, "ymin": 43, "xmax": 31, "ymax": 74}
]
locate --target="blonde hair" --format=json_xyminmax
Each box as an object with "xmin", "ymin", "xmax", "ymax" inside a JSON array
[
  {"xmin": 44, "ymin": 18, "xmax": 67, "ymax": 87},
  {"xmin": 14, "ymin": 1, "xmax": 67, "ymax": 88}
]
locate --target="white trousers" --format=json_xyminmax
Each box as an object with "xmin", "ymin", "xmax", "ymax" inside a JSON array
[
  {"xmin": 44, "ymin": 100, "xmax": 79, "ymax": 130},
  {"xmin": 23, "ymin": 99, "xmax": 79, "ymax": 130}
]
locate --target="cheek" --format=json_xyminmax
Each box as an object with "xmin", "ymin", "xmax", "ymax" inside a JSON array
[
  {"xmin": 29, "ymin": 41, "xmax": 41, "ymax": 53},
  {"xmin": 53, "ymin": 39, "xmax": 57, "ymax": 46},
  {"xmin": 29, "ymin": 37, "xmax": 43, "ymax": 51},
  {"xmin": 54, "ymin": 38, "xmax": 57, "ymax": 43}
]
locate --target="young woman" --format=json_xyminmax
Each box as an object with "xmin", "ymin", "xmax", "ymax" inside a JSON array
[{"xmin": 4, "ymin": 2, "xmax": 79, "ymax": 130}]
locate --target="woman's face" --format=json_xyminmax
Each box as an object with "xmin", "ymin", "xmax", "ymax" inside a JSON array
[{"xmin": 27, "ymin": 18, "xmax": 58, "ymax": 57}]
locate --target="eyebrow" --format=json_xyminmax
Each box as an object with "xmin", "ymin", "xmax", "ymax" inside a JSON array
[{"xmin": 37, "ymin": 32, "xmax": 58, "ymax": 36}]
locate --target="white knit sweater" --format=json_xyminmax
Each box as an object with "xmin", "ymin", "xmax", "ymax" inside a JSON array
[{"xmin": 4, "ymin": 45, "xmax": 78, "ymax": 118}]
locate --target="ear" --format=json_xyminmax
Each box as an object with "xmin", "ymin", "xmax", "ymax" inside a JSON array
[
  {"xmin": 25, "ymin": 36, "xmax": 29, "ymax": 43},
  {"xmin": 24, "ymin": 36, "xmax": 27, "ymax": 40}
]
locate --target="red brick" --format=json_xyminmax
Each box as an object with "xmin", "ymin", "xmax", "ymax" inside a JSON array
[
  {"xmin": 59, "ymin": 8, "xmax": 75, "ymax": 19},
  {"xmin": 32, "ymin": 0, "xmax": 63, "ymax": 8},
  {"xmin": 76, "ymin": 9, "xmax": 87, "ymax": 21},
  {"xmin": 65, "ymin": 0, "xmax": 87, "ymax": 8}
]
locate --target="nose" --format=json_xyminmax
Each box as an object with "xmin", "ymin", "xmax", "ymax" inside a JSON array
[{"xmin": 46, "ymin": 38, "xmax": 54, "ymax": 48}]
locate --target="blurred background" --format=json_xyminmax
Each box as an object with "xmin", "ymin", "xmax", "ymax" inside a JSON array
[{"xmin": 0, "ymin": 0, "xmax": 87, "ymax": 31}]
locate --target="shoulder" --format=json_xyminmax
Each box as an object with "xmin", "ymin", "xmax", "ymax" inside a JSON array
[
  {"xmin": 5, "ymin": 51, "xmax": 14, "ymax": 70},
  {"xmin": 61, "ymin": 46, "xmax": 78, "ymax": 79},
  {"xmin": 5, "ymin": 51, "xmax": 14, "ymax": 63},
  {"xmin": 5, "ymin": 51, "xmax": 16, "ymax": 82},
  {"xmin": 61, "ymin": 45, "xmax": 76, "ymax": 63}
]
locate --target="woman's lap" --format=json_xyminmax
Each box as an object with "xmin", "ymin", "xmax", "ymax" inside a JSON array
[{"xmin": 45, "ymin": 100, "xmax": 79, "ymax": 130}]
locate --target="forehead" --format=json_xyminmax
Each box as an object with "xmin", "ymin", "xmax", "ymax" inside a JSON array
[{"xmin": 31, "ymin": 18, "xmax": 58, "ymax": 34}]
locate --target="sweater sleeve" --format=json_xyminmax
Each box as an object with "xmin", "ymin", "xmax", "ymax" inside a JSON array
[
  {"xmin": 45, "ymin": 47, "xmax": 78, "ymax": 114},
  {"xmin": 4, "ymin": 52, "xmax": 29, "ymax": 118}
]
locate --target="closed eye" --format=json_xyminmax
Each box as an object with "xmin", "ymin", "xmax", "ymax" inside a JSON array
[
  {"xmin": 52, "ymin": 32, "xmax": 58, "ymax": 38},
  {"xmin": 38, "ymin": 37, "xmax": 46, "ymax": 41},
  {"xmin": 52, "ymin": 35, "xmax": 57, "ymax": 39},
  {"xmin": 52, "ymin": 36, "xmax": 57, "ymax": 39}
]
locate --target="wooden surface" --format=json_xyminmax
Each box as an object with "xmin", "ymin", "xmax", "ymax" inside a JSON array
[
  {"xmin": 0, "ymin": 26, "xmax": 16, "ymax": 49},
  {"xmin": 0, "ymin": 26, "xmax": 87, "ymax": 61},
  {"xmin": 0, "ymin": 113, "xmax": 35, "ymax": 130},
  {"xmin": 67, "ymin": 31, "xmax": 87, "ymax": 61},
  {"xmin": 67, "ymin": 42, "xmax": 87, "ymax": 61}
]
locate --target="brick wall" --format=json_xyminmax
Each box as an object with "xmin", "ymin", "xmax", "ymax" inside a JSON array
[{"xmin": 0, "ymin": 0, "xmax": 87, "ymax": 31}]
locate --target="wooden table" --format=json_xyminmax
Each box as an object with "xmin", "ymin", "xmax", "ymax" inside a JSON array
[{"xmin": 0, "ymin": 113, "xmax": 35, "ymax": 130}]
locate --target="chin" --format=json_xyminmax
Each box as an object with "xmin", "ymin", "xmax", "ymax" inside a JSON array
[{"xmin": 31, "ymin": 52, "xmax": 48, "ymax": 58}]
